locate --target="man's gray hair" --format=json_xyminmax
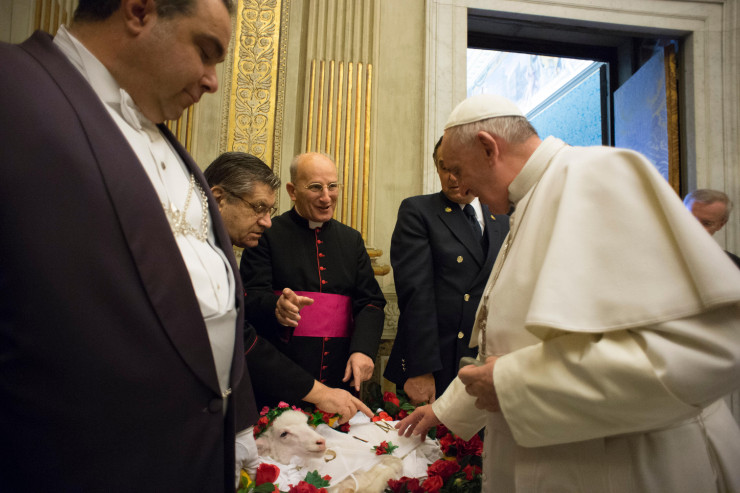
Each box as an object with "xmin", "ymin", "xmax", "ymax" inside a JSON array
[
  {"xmin": 683, "ymin": 189, "xmax": 733, "ymax": 221},
  {"xmin": 289, "ymin": 152, "xmax": 337, "ymax": 183},
  {"xmin": 445, "ymin": 115, "xmax": 538, "ymax": 148},
  {"xmin": 204, "ymin": 152, "xmax": 280, "ymax": 199}
]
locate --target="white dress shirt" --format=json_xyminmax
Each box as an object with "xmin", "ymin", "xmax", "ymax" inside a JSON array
[{"xmin": 53, "ymin": 26, "xmax": 236, "ymax": 397}]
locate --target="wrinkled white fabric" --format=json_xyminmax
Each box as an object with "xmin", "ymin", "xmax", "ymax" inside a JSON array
[
  {"xmin": 433, "ymin": 137, "xmax": 740, "ymax": 492},
  {"xmin": 247, "ymin": 421, "xmax": 440, "ymax": 490}
]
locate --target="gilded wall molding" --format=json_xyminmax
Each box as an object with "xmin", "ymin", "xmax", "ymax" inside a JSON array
[{"xmin": 226, "ymin": 0, "xmax": 284, "ymax": 171}]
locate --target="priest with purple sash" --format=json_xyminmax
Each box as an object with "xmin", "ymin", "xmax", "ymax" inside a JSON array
[{"xmin": 240, "ymin": 152, "xmax": 385, "ymax": 398}]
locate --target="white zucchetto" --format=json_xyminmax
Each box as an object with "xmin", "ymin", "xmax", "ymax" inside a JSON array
[{"xmin": 444, "ymin": 94, "xmax": 524, "ymax": 129}]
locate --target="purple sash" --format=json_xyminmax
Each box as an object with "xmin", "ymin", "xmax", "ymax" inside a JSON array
[{"xmin": 275, "ymin": 291, "xmax": 352, "ymax": 337}]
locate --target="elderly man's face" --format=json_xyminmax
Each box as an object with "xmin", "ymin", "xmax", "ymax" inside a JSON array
[
  {"xmin": 125, "ymin": 0, "xmax": 232, "ymax": 123},
  {"xmin": 436, "ymin": 149, "xmax": 472, "ymax": 205},
  {"xmin": 288, "ymin": 155, "xmax": 339, "ymax": 223},
  {"xmin": 216, "ymin": 183, "xmax": 275, "ymax": 248},
  {"xmin": 441, "ymin": 131, "xmax": 509, "ymax": 214},
  {"xmin": 689, "ymin": 201, "xmax": 728, "ymax": 235}
]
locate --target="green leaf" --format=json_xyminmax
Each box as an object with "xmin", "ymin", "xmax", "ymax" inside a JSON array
[
  {"xmin": 253, "ymin": 484, "xmax": 279, "ymax": 493},
  {"xmin": 400, "ymin": 402, "xmax": 416, "ymax": 411},
  {"xmin": 303, "ymin": 470, "xmax": 331, "ymax": 487}
]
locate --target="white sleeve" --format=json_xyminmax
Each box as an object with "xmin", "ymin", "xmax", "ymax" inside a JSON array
[
  {"xmin": 432, "ymin": 375, "xmax": 488, "ymax": 440},
  {"xmin": 235, "ymin": 426, "xmax": 260, "ymax": 484},
  {"xmin": 495, "ymin": 303, "xmax": 740, "ymax": 447}
]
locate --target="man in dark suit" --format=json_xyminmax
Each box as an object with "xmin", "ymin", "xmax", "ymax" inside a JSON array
[
  {"xmin": 384, "ymin": 137, "xmax": 509, "ymax": 404},
  {"xmin": 0, "ymin": 1, "xmax": 256, "ymax": 491}
]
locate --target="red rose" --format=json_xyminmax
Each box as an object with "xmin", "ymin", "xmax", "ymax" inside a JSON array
[
  {"xmin": 339, "ymin": 423, "xmax": 351, "ymax": 433},
  {"xmin": 427, "ymin": 459, "xmax": 460, "ymax": 482},
  {"xmin": 404, "ymin": 477, "xmax": 424, "ymax": 493},
  {"xmin": 387, "ymin": 477, "xmax": 412, "ymax": 493},
  {"xmin": 255, "ymin": 463, "xmax": 280, "ymax": 485},
  {"xmin": 375, "ymin": 440, "xmax": 389, "ymax": 455},
  {"xmin": 288, "ymin": 481, "xmax": 320, "ymax": 493},
  {"xmin": 383, "ymin": 391, "xmax": 401, "ymax": 406},
  {"xmin": 439, "ymin": 433, "xmax": 456, "ymax": 455},
  {"xmin": 457, "ymin": 434, "xmax": 483, "ymax": 457},
  {"xmin": 422, "ymin": 475, "xmax": 444, "ymax": 492},
  {"xmin": 435, "ymin": 424, "xmax": 450, "ymax": 439},
  {"xmin": 463, "ymin": 464, "xmax": 482, "ymax": 481},
  {"xmin": 397, "ymin": 409, "xmax": 409, "ymax": 420}
]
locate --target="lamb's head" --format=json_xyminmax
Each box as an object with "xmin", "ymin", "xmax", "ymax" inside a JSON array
[{"xmin": 255, "ymin": 410, "xmax": 327, "ymax": 464}]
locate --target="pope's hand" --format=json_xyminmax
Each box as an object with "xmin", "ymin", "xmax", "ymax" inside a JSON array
[
  {"xmin": 458, "ymin": 355, "xmax": 499, "ymax": 412},
  {"xmin": 395, "ymin": 404, "xmax": 440, "ymax": 440},
  {"xmin": 275, "ymin": 287, "xmax": 314, "ymax": 327}
]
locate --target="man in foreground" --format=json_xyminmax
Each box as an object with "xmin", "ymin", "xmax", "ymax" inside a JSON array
[
  {"xmin": 384, "ymin": 137, "xmax": 509, "ymax": 403},
  {"xmin": 240, "ymin": 152, "xmax": 385, "ymax": 394},
  {"xmin": 0, "ymin": 1, "xmax": 255, "ymax": 491},
  {"xmin": 397, "ymin": 94, "xmax": 740, "ymax": 492}
]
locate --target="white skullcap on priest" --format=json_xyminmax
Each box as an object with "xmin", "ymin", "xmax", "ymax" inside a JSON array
[{"xmin": 444, "ymin": 94, "xmax": 524, "ymax": 129}]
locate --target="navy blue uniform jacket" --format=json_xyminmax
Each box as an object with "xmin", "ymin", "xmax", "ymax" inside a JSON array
[{"xmin": 384, "ymin": 192, "xmax": 509, "ymax": 397}]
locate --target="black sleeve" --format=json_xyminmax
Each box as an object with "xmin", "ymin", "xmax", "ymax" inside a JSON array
[
  {"xmin": 243, "ymin": 321, "xmax": 314, "ymax": 404},
  {"xmin": 348, "ymin": 232, "xmax": 386, "ymax": 360}
]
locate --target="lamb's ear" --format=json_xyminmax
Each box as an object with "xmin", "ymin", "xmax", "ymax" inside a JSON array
[{"xmin": 255, "ymin": 436, "xmax": 270, "ymax": 457}]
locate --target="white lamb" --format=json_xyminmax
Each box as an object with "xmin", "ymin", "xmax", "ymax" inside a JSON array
[
  {"xmin": 255, "ymin": 410, "xmax": 327, "ymax": 464},
  {"xmin": 237, "ymin": 410, "xmax": 425, "ymax": 492}
]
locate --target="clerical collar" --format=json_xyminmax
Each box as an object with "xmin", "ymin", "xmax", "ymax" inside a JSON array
[{"xmin": 289, "ymin": 207, "xmax": 326, "ymax": 230}]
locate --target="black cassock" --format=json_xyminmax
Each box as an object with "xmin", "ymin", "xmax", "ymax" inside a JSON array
[{"xmin": 240, "ymin": 208, "xmax": 385, "ymax": 404}]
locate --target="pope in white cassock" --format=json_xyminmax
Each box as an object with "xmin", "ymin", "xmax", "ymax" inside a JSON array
[{"xmin": 397, "ymin": 94, "xmax": 740, "ymax": 492}]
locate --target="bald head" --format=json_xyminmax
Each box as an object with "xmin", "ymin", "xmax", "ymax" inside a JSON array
[{"xmin": 287, "ymin": 153, "xmax": 340, "ymax": 223}]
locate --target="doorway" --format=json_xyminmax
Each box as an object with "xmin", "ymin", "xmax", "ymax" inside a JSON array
[{"xmin": 467, "ymin": 11, "xmax": 680, "ymax": 192}]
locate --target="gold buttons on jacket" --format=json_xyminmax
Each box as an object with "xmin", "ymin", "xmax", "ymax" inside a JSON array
[
  {"xmin": 464, "ymin": 294, "xmax": 470, "ymax": 301},
  {"xmin": 457, "ymin": 256, "xmax": 463, "ymax": 263},
  {"xmin": 445, "ymin": 207, "xmax": 452, "ymax": 212},
  {"xmin": 457, "ymin": 331, "xmax": 464, "ymax": 339}
]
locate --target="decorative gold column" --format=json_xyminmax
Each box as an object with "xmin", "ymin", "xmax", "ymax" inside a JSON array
[
  {"xmin": 225, "ymin": 0, "xmax": 285, "ymax": 170},
  {"xmin": 301, "ymin": 0, "xmax": 381, "ymax": 245},
  {"xmin": 34, "ymin": 0, "xmax": 75, "ymax": 35}
]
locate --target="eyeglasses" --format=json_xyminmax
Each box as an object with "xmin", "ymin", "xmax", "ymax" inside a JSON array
[
  {"xmin": 227, "ymin": 190, "xmax": 277, "ymax": 218},
  {"xmin": 304, "ymin": 182, "xmax": 341, "ymax": 194}
]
